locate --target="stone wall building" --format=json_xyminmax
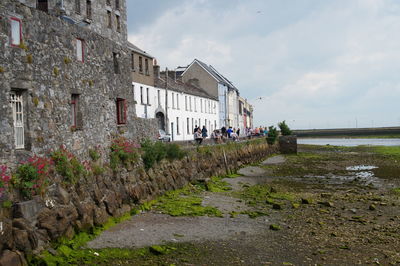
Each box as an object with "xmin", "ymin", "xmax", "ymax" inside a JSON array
[{"xmin": 0, "ymin": 0, "xmax": 157, "ymax": 167}]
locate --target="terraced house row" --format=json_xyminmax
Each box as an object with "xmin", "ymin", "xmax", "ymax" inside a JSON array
[{"xmin": 0, "ymin": 0, "xmax": 253, "ymax": 166}]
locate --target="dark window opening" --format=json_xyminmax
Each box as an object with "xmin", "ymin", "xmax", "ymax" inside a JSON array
[
  {"xmin": 116, "ymin": 98, "xmax": 127, "ymax": 125},
  {"xmin": 71, "ymin": 94, "xmax": 83, "ymax": 129},
  {"xmin": 113, "ymin": 52, "xmax": 119, "ymax": 74},
  {"xmin": 107, "ymin": 11, "xmax": 112, "ymax": 28},
  {"xmin": 139, "ymin": 56, "xmax": 143, "ymax": 73},
  {"xmin": 116, "ymin": 15, "xmax": 121, "ymax": 32},
  {"xmin": 86, "ymin": 0, "xmax": 92, "ymax": 19},
  {"xmin": 131, "ymin": 53, "xmax": 135, "ymax": 70},
  {"xmin": 37, "ymin": 0, "xmax": 49, "ymax": 13},
  {"xmin": 115, "ymin": 0, "xmax": 120, "ymax": 10},
  {"xmin": 145, "ymin": 58, "xmax": 149, "ymax": 75},
  {"xmin": 75, "ymin": 0, "xmax": 81, "ymax": 14},
  {"xmin": 106, "ymin": 0, "xmax": 111, "ymax": 6}
]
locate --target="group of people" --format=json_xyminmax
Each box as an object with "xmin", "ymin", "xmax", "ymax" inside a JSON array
[
  {"xmin": 193, "ymin": 125, "xmax": 241, "ymax": 145},
  {"xmin": 245, "ymin": 127, "xmax": 269, "ymax": 137}
]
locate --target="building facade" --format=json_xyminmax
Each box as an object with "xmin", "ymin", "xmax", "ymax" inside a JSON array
[
  {"xmin": 153, "ymin": 69, "xmax": 219, "ymax": 141},
  {"xmin": 180, "ymin": 59, "xmax": 247, "ymax": 131},
  {"xmin": 0, "ymin": 0, "xmax": 156, "ymax": 166}
]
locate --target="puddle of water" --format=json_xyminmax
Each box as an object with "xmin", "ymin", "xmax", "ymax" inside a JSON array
[{"xmin": 346, "ymin": 165, "xmax": 378, "ymax": 171}]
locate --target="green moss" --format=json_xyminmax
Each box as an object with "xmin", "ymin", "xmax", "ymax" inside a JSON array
[
  {"xmin": 269, "ymin": 224, "xmax": 281, "ymax": 231},
  {"xmin": 64, "ymin": 57, "xmax": 72, "ymax": 64},
  {"xmin": 26, "ymin": 54, "xmax": 33, "ymax": 64},
  {"xmin": 2, "ymin": 200, "xmax": 12, "ymax": 209},
  {"xmin": 373, "ymin": 146, "xmax": 400, "ymax": 159},
  {"xmin": 225, "ymin": 173, "xmax": 242, "ymax": 178},
  {"xmin": 19, "ymin": 41, "xmax": 28, "ymax": 51},
  {"xmin": 155, "ymin": 185, "xmax": 222, "ymax": 217},
  {"xmin": 205, "ymin": 176, "xmax": 231, "ymax": 192},
  {"xmin": 53, "ymin": 67, "xmax": 59, "ymax": 76},
  {"xmin": 393, "ymin": 188, "xmax": 400, "ymax": 195},
  {"xmin": 32, "ymin": 97, "xmax": 39, "ymax": 107}
]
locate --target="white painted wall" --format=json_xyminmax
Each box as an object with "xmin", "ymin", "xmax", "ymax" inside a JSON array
[{"xmin": 133, "ymin": 82, "xmax": 219, "ymax": 141}]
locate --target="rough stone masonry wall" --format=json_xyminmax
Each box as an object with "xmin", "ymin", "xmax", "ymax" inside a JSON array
[
  {"xmin": 0, "ymin": 141, "xmax": 277, "ymax": 264},
  {"xmin": 0, "ymin": 0, "xmax": 157, "ymax": 167}
]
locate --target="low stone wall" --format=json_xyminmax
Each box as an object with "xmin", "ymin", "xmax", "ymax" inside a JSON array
[{"xmin": 0, "ymin": 140, "xmax": 277, "ymax": 264}]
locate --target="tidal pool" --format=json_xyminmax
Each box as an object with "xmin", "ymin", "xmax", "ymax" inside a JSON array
[{"xmin": 298, "ymin": 138, "xmax": 400, "ymax": 147}]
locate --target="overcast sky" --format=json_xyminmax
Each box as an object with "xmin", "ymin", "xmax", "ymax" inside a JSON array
[{"xmin": 127, "ymin": 0, "xmax": 400, "ymax": 129}]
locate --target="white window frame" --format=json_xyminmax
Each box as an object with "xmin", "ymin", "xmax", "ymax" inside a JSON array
[
  {"xmin": 10, "ymin": 92, "xmax": 24, "ymax": 149},
  {"xmin": 76, "ymin": 39, "xmax": 84, "ymax": 62},
  {"xmin": 10, "ymin": 18, "xmax": 22, "ymax": 47}
]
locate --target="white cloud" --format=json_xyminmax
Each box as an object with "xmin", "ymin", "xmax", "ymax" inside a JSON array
[{"xmin": 128, "ymin": 0, "xmax": 400, "ymax": 129}]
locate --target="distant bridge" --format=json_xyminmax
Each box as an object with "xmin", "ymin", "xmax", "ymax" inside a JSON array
[{"xmin": 293, "ymin": 127, "xmax": 400, "ymax": 137}]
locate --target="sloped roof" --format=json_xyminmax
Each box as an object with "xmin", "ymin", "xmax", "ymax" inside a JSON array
[
  {"xmin": 155, "ymin": 72, "xmax": 218, "ymax": 101},
  {"xmin": 127, "ymin": 41, "xmax": 154, "ymax": 59},
  {"xmin": 183, "ymin": 59, "xmax": 237, "ymax": 91}
]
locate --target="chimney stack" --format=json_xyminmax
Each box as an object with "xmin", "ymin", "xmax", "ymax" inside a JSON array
[{"xmin": 153, "ymin": 65, "xmax": 160, "ymax": 78}]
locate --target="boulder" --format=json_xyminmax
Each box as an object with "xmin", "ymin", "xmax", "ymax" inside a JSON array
[
  {"xmin": 0, "ymin": 250, "xmax": 27, "ymax": 266},
  {"xmin": 0, "ymin": 219, "xmax": 14, "ymax": 251},
  {"xmin": 37, "ymin": 206, "xmax": 78, "ymax": 240},
  {"xmin": 13, "ymin": 198, "xmax": 45, "ymax": 220}
]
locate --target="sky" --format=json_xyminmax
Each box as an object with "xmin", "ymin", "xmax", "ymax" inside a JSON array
[{"xmin": 127, "ymin": 0, "xmax": 400, "ymax": 129}]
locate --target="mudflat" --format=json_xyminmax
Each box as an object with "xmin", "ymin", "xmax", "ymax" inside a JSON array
[{"xmin": 84, "ymin": 145, "xmax": 400, "ymax": 265}]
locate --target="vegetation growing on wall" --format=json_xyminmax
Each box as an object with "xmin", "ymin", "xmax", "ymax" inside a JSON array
[
  {"xmin": 141, "ymin": 139, "xmax": 187, "ymax": 170},
  {"xmin": 13, "ymin": 156, "xmax": 53, "ymax": 199},
  {"xmin": 51, "ymin": 146, "xmax": 87, "ymax": 184},
  {"xmin": 278, "ymin": 120, "xmax": 292, "ymax": 136},
  {"xmin": 0, "ymin": 165, "xmax": 11, "ymax": 198},
  {"xmin": 267, "ymin": 126, "xmax": 278, "ymax": 145},
  {"xmin": 109, "ymin": 137, "xmax": 141, "ymax": 170}
]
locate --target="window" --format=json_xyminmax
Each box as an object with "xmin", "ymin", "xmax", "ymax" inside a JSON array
[
  {"xmin": 10, "ymin": 92, "xmax": 24, "ymax": 149},
  {"xmin": 71, "ymin": 94, "xmax": 79, "ymax": 128},
  {"xmin": 116, "ymin": 98, "xmax": 126, "ymax": 125},
  {"xmin": 189, "ymin": 96, "xmax": 192, "ymax": 111},
  {"xmin": 191, "ymin": 118, "xmax": 194, "ymax": 132},
  {"xmin": 76, "ymin": 39, "xmax": 84, "ymax": 62},
  {"xmin": 176, "ymin": 94, "xmax": 179, "ymax": 109},
  {"xmin": 113, "ymin": 52, "xmax": 119, "ymax": 74},
  {"xmin": 176, "ymin": 117, "xmax": 179, "ymax": 135},
  {"xmin": 139, "ymin": 56, "xmax": 143, "ymax": 72},
  {"xmin": 146, "ymin": 88, "xmax": 150, "ymax": 105},
  {"xmin": 157, "ymin": 90, "xmax": 161, "ymax": 106},
  {"xmin": 145, "ymin": 59, "xmax": 149, "ymax": 75},
  {"xmin": 37, "ymin": 0, "xmax": 49, "ymax": 13},
  {"xmin": 75, "ymin": 0, "xmax": 81, "ymax": 14},
  {"xmin": 131, "ymin": 53, "xmax": 135, "ymax": 70},
  {"xmin": 140, "ymin": 87, "xmax": 143, "ymax": 104},
  {"xmin": 185, "ymin": 96, "xmax": 187, "ymax": 111},
  {"xmin": 86, "ymin": 0, "xmax": 92, "ymax": 19},
  {"xmin": 106, "ymin": 0, "xmax": 111, "ymax": 6},
  {"xmin": 116, "ymin": 15, "xmax": 121, "ymax": 32},
  {"xmin": 115, "ymin": 0, "xmax": 120, "ymax": 10},
  {"xmin": 172, "ymin": 92, "xmax": 175, "ymax": 108},
  {"xmin": 194, "ymin": 98, "xmax": 197, "ymax": 112},
  {"xmin": 200, "ymin": 99, "xmax": 203, "ymax": 112},
  {"xmin": 10, "ymin": 18, "xmax": 22, "ymax": 47},
  {"xmin": 187, "ymin": 118, "xmax": 190, "ymax": 134},
  {"xmin": 107, "ymin": 11, "xmax": 112, "ymax": 29}
]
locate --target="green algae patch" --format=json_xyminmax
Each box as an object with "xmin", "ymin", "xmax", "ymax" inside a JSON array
[
  {"xmin": 373, "ymin": 146, "xmax": 400, "ymax": 159},
  {"xmin": 205, "ymin": 176, "xmax": 232, "ymax": 192},
  {"xmin": 155, "ymin": 184, "xmax": 223, "ymax": 217},
  {"xmin": 393, "ymin": 188, "xmax": 400, "ymax": 195}
]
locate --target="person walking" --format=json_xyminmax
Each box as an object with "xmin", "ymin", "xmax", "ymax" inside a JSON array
[
  {"xmin": 201, "ymin": 126, "xmax": 208, "ymax": 138},
  {"xmin": 194, "ymin": 128, "xmax": 203, "ymax": 145}
]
